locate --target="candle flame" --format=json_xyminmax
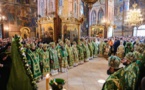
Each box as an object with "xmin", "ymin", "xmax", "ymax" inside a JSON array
[{"xmin": 46, "ymin": 73, "xmax": 50, "ymax": 78}]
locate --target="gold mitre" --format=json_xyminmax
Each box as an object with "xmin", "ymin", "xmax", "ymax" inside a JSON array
[
  {"xmin": 26, "ymin": 43, "xmax": 30, "ymax": 48},
  {"xmin": 43, "ymin": 44, "xmax": 48, "ymax": 48},
  {"xmin": 50, "ymin": 42, "xmax": 55, "ymax": 46},
  {"xmin": 39, "ymin": 43, "xmax": 43, "ymax": 47},
  {"xmin": 30, "ymin": 43, "xmax": 35, "ymax": 48}
]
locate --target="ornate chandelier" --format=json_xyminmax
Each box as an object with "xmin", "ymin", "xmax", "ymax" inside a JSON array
[
  {"xmin": 82, "ymin": 0, "xmax": 98, "ymax": 8},
  {"xmin": 125, "ymin": 3, "xmax": 143, "ymax": 26}
]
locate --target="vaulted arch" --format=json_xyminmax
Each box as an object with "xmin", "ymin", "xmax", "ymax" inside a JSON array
[
  {"xmin": 98, "ymin": 8, "xmax": 104, "ymax": 24},
  {"xmin": 91, "ymin": 10, "xmax": 97, "ymax": 25}
]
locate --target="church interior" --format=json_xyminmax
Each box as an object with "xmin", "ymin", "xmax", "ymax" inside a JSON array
[{"xmin": 0, "ymin": 0, "xmax": 145, "ymax": 90}]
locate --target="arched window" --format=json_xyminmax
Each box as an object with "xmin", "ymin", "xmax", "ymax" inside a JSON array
[
  {"xmin": 134, "ymin": 25, "xmax": 145, "ymax": 36},
  {"xmin": 91, "ymin": 10, "xmax": 96, "ymax": 25},
  {"xmin": 74, "ymin": 2, "xmax": 77, "ymax": 14},
  {"xmin": 80, "ymin": 1, "xmax": 84, "ymax": 15},
  {"xmin": 59, "ymin": 0, "xmax": 63, "ymax": 6},
  {"xmin": 73, "ymin": 2, "xmax": 78, "ymax": 18},
  {"xmin": 98, "ymin": 8, "xmax": 104, "ymax": 24}
]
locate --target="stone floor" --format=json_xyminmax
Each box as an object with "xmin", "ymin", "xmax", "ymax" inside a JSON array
[{"xmin": 37, "ymin": 57, "xmax": 109, "ymax": 90}]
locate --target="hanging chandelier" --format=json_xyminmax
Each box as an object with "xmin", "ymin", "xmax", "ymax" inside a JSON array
[
  {"xmin": 82, "ymin": 0, "xmax": 98, "ymax": 8},
  {"xmin": 125, "ymin": 3, "xmax": 143, "ymax": 26}
]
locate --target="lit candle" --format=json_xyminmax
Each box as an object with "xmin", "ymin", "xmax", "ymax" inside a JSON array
[{"xmin": 46, "ymin": 74, "xmax": 50, "ymax": 90}]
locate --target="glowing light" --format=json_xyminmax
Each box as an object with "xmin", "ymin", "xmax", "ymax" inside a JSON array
[
  {"xmin": 125, "ymin": 3, "xmax": 143, "ymax": 26},
  {"xmin": 98, "ymin": 79, "xmax": 105, "ymax": 84}
]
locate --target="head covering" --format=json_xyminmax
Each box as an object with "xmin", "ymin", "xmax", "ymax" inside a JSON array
[
  {"xmin": 125, "ymin": 52, "xmax": 135, "ymax": 62},
  {"xmin": 65, "ymin": 39, "xmax": 69, "ymax": 43},
  {"xmin": 126, "ymin": 42, "xmax": 132, "ymax": 47},
  {"xmin": 72, "ymin": 41, "xmax": 76, "ymax": 45},
  {"xmin": 66, "ymin": 40, "xmax": 70, "ymax": 45},
  {"xmin": 26, "ymin": 43, "xmax": 30, "ymax": 49},
  {"xmin": 39, "ymin": 43, "xmax": 43, "ymax": 48},
  {"xmin": 133, "ymin": 51, "xmax": 142, "ymax": 60},
  {"xmin": 59, "ymin": 41, "xmax": 64, "ymax": 45},
  {"xmin": 58, "ymin": 39, "xmax": 62, "ymax": 42},
  {"xmin": 50, "ymin": 42, "xmax": 55, "ymax": 47},
  {"xmin": 30, "ymin": 43, "xmax": 35, "ymax": 49},
  {"xmin": 108, "ymin": 56, "xmax": 121, "ymax": 69},
  {"xmin": 43, "ymin": 44, "xmax": 48, "ymax": 48}
]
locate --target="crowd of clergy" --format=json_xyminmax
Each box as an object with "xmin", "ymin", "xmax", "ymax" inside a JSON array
[
  {"xmin": 102, "ymin": 37, "xmax": 145, "ymax": 90},
  {"xmin": 1, "ymin": 36, "xmax": 145, "ymax": 90}
]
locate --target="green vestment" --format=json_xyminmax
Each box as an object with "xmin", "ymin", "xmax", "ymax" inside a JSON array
[
  {"xmin": 41, "ymin": 50, "xmax": 50, "ymax": 76},
  {"xmin": 72, "ymin": 45, "xmax": 79, "ymax": 64},
  {"xmin": 88, "ymin": 42, "xmax": 93, "ymax": 57},
  {"xmin": 57, "ymin": 46, "xmax": 68, "ymax": 68},
  {"xmin": 102, "ymin": 68, "xmax": 125, "ymax": 90},
  {"xmin": 99, "ymin": 42, "xmax": 105, "ymax": 56},
  {"xmin": 123, "ymin": 61, "xmax": 140, "ymax": 90},
  {"xmin": 92, "ymin": 41, "xmax": 98, "ymax": 57},
  {"xmin": 77, "ymin": 44, "xmax": 84, "ymax": 61},
  {"xmin": 66, "ymin": 46, "xmax": 74, "ymax": 67},
  {"xmin": 49, "ymin": 48, "xmax": 60, "ymax": 70},
  {"xmin": 83, "ymin": 43, "xmax": 90, "ymax": 60},
  {"xmin": 125, "ymin": 43, "xmax": 133, "ymax": 55},
  {"xmin": 27, "ymin": 50, "xmax": 41, "ymax": 80},
  {"xmin": 7, "ymin": 38, "xmax": 35, "ymax": 90}
]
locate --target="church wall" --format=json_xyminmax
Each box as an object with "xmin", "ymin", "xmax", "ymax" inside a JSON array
[
  {"xmin": 113, "ymin": 0, "xmax": 145, "ymax": 36},
  {"xmin": 89, "ymin": 1, "xmax": 106, "ymax": 25},
  {"xmin": 114, "ymin": 0, "xmax": 124, "ymax": 36},
  {"xmin": 0, "ymin": 0, "xmax": 37, "ymax": 38}
]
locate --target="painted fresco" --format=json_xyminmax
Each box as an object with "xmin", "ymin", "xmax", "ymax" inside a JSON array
[{"xmin": 0, "ymin": 1, "xmax": 37, "ymax": 32}]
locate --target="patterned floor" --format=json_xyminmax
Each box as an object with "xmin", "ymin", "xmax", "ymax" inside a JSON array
[{"xmin": 37, "ymin": 57, "xmax": 109, "ymax": 90}]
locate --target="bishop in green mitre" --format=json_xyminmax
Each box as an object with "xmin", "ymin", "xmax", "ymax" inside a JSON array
[
  {"xmin": 27, "ymin": 43, "xmax": 41, "ymax": 80},
  {"xmin": 36, "ymin": 43, "xmax": 44, "ymax": 78},
  {"xmin": 123, "ymin": 53, "xmax": 140, "ymax": 90},
  {"xmin": 66, "ymin": 40, "xmax": 74, "ymax": 68},
  {"xmin": 88, "ymin": 39, "xmax": 93, "ymax": 59},
  {"xmin": 125, "ymin": 42, "xmax": 133, "ymax": 55},
  {"xmin": 57, "ymin": 41, "xmax": 68, "ymax": 73},
  {"xmin": 72, "ymin": 41, "xmax": 79, "ymax": 66},
  {"xmin": 92, "ymin": 38, "xmax": 98, "ymax": 58},
  {"xmin": 83, "ymin": 40, "xmax": 90, "ymax": 61},
  {"xmin": 77, "ymin": 41, "xmax": 84, "ymax": 64},
  {"xmin": 49, "ymin": 42, "xmax": 60, "ymax": 75},
  {"xmin": 99, "ymin": 38, "xmax": 105, "ymax": 57},
  {"xmin": 41, "ymin": 44, "xmax": 50, "ymax": 76}
]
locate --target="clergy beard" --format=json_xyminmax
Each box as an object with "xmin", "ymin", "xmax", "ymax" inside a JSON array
[
  {"xmin": 43, "ymin": 49, "xmax": 47, "ymax": 52},
  {"xmin": 31, "ymin": 49, "xmax": 35, "ymax": 52},
  {"xmin": 60, "ymin": 46, "xmax": 65, "ymax": 50}
]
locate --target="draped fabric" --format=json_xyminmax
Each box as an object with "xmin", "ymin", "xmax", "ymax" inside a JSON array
[
  {"xmin": 123, "ymin": 61, "xmax": 140, "ymax": 90},
  {"xmin": 49, "ymin": 48, "xmax": 60, "ymax": 70},
  {"xmin": 117, "ymin": 45, "xmax": 125, "ymax": 59},
  {"xmin": 102, "ymin": 60, "xmax": 141, "ymax": 90},
  {"xmin": 72, "ymin": 45, "xmax": 79, "ymax": 64},
  {"xmin": 83, "ymin": 44, "xmax": 90, "ymax": 60},
  {"xmin": 88, "ymin": 42, "xmax": 93, "ymax": 57},
  {"xmin": 102, "ymin": 68, "xmax": 125, "ymax": 90},
  {"xmin": 125, "ymin": 43, "xmax": 133, "ymax": 55},
  {"xmin": 77, "ymin": 44, "xmax": 84, "ymax": 61},
  {"xmin": 57, "ymin": 46, "xmax": 68, "ymax": 68},
  {"xmin": 41, "ymin": 50, "xmax": 50, "ymax": 76},
  {"xmin": 99, "ymin": 42, "xmax": 105, "ymax": 56},
  {"xmin": 7, "ymin": 39, "xmax": 33, "ymax": 90},
  {"xmin": 92, "ymin": 41, "xmax": 98, "ymax": 57},
  {"xmin": 66, "ymin": 46, "xmax": 74, "ymax": 67},
  {"xmin": 27, "ymin": 50, "xmax": 41, "ymax": 80}
]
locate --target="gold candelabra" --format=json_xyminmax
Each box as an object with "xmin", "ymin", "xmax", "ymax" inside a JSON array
[{"xmin": 125, "ymin": 3, "xmax": 143, "ymax": 26}]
